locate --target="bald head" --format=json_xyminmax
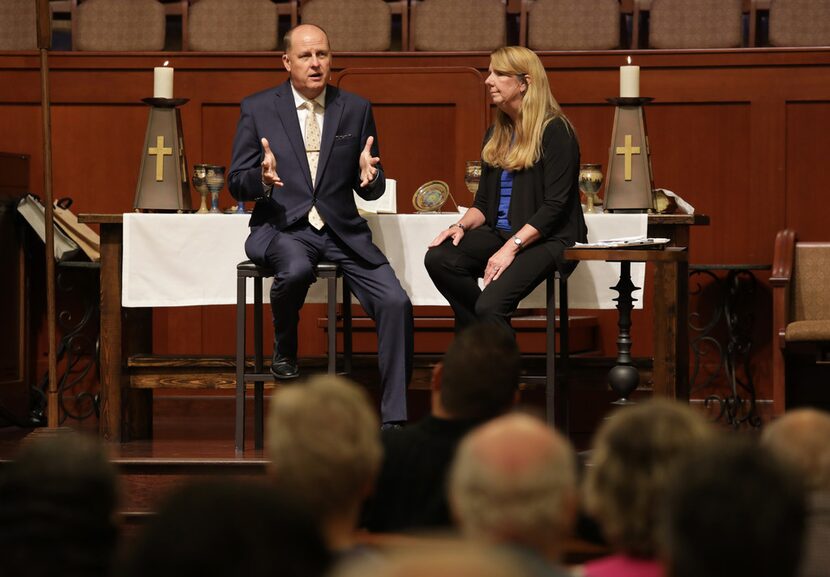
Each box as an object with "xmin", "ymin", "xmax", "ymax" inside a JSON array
[
  {"xmin": 449, "ymin": 414, "xmax": 576, "ymax": 556},
  {"xmin": 762, "ymin": 408, "xmax": 830, "ymax": 492},
  {"xmin": 463, "ymin": 413, "xmax": 566, "ymax": 475},
  {"xmin": 284, "ymin": 24, "xmax": 329, "ymax": 53}
]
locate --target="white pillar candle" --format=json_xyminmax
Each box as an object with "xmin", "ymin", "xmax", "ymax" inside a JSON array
[
  {"xmin": 620, "ymin": 57, "xmax": 639, "ymax": 98},
  {"xmin": 154, "ymin": 63, "xmax": 174, "ymax": 99}
]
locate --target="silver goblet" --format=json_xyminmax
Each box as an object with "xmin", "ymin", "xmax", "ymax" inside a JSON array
[
  {"xmin": 192, "ymin": 164, "xmax": 210, "ymax": 214},
  {"xmin": 205, "ymin": 165, "xmax": 226, "ymax": 214}
]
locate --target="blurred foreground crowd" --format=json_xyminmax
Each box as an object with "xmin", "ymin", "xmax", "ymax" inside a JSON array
[{"xmin": 1, "ymin": 322, "xmax": 828, "ymax": 577}]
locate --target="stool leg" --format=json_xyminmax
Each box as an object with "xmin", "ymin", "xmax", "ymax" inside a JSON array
[
  {"xmin": 254, "ymin": 277, "xmax": 264, "ymax": 450},
  {"xmin": 342, "ymin": 276, "xmax": 352, "ymax": 375},
  {"xmin": 235, "ymin": 274, "xmax": 247, "ymax": 454},
  {"xmin": 327, "ymin": 274, "xmax": 337, "ymax": 374},
  {"xmin": 545, "ymin": 277, "xmax": 557, "ymax": 428},
  {"xmin": 559, "ymin": 275, "xmax": 570, "ymax": 436}
]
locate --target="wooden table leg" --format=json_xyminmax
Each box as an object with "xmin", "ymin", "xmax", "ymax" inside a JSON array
[
  {"xmin": 651, "ymin": 259, "xmax": 689, "ymax": 400},
  {"xmin": 97, "ymin": 222, "xmax": 152, "ymax": 442},
  {"xmin": 97, "ymin": 223, "xmax": 122, "ymax": 441}
]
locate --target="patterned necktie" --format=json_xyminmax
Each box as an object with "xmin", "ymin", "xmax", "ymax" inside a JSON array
[{"xmin": 304, "ymin": 100, "xmax": 325, "ymax": 230}]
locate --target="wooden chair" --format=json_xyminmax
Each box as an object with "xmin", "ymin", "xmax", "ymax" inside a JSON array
[
  {"xmin": 637, "ymin": 0, "xmax": 744, "ymax": 49},
  {"xmin": 73, "ymin": 0, "xmax": 168, "ymax": 51},
  {"xmin": 409, "ymin": 0, "xmax": 507, "ymax": 51},
  {"xmin": 767, "ymin": 0, "xmax": 830, "ymax": 47},
  {"xmin": 771, "ymin": 230, "xmax": 830, "ymax": 417},
  {"xmin": 235, "ymin": 260, "xmax": 352, "ymax": 453},
  {"xmin": 186, "ymin": 0, "xmax": 281, "ymax": 51},
  {"xmin": 0, "ymin": 0, "xmax": 38, "ymax": 50},
  {"xmin": 520, "ymin": 0, "xmax": 621, "ymax": 50},
  {"xmin": 299, "ymin": 0, "xmax": 407, "ymax": 51}
]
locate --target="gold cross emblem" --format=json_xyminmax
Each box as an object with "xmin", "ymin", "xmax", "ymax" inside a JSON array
[
  {"xmin": 615, "ymin": 134, "xmax": 641, "ymax": 181},
  {"xmin": 148, "ymin": 136, "xmax": 173, "ymax": 182}
]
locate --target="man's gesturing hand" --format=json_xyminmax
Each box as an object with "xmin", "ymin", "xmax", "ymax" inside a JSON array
[
  {"xmin": 359, "ymin": 136, "xmax": 380, "ymax": 187},
  {"xmin": 261, "ymin": 138, "xmax": 283, "ymax": 187}
]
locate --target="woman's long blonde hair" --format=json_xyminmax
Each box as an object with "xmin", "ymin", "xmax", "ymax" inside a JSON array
[{"xmin": 481, "ymin": 46, "xmax": 570, "ymax": 171}]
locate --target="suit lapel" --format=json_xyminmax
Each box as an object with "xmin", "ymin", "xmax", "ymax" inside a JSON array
[
  {"xmin": 316, "ymin": 86, "xmax": 343, "ymax": 190},
  {"xmin": 274, "ymin": 81, "xmax": 313, "ymax": 191}
]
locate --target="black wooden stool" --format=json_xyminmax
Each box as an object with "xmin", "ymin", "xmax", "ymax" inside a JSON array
[
  {"xmin": 522, "ymin": 272, "xmax": 570, "ymax": 432},
  {"xmin": 235, "ymin": 260, "xmax": 352, "ymax": 453}
]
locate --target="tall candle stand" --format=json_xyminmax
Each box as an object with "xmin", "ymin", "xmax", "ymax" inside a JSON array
[
  {"xmin": 134, "ymin": 97, "xmax": 191, "ymax": 212},
  {"xmin": 604, "ymin": 97, "xmax": 655, "ymax": 213}
]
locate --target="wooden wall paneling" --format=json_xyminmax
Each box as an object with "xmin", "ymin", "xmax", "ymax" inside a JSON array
[
  {"xmin": 0, "ymin": 105, "xmax": 44, "ymax": 198},
  {"xmin": 561, "ymin": 103, "xmax": 617, "ymax": 199},
  {"xmin": 785, "ymin": 102, "xmax": 830, "ymax": 241},
  {"xmin": 337, "ymin": 67, "xmax": 488, "ymax": 211},
  {"xmin": 647, "ymin": 102, "xmax": 753, "ymax": 264},
  {"xmin": 746, "ymin": 96, "xmax": 786, "ymax": 262},
  {"xmin": 546, "ymin": 68, "xmax": 620, "ymax": 104},
  {"xmin": 0, "ymin": 66, "xmax": 43, "ymax": 102},
  {"xmin": 51, "ymin": 104, "xmax": 147, "ymax": 213},
  {"xmin": 199, "ymin": 103, "xmax": 237, "ymax": 205}
]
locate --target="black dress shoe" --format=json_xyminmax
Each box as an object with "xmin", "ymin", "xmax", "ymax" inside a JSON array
[
  {"xmin": 270, "ymin": 355, "xmax": 299, "ymax": 380},
  {"xmin": 380, "ymin": 421, "xmax": 405, "ymax": 431}
]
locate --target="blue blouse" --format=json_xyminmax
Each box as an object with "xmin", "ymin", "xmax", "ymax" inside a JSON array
[{"xmin": 496, "ymin": 169, "xmax": 513, "ymax": 231}]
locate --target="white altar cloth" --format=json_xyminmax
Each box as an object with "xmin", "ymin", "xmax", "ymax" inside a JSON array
[{"xmin": 122, "ymin": 212, "xmax": 646, "ymax": 309}]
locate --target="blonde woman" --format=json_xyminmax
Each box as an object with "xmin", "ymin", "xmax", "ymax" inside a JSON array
[
  {"xmin": 425, "ymin": 46, "xmax": 587, "ymax": 333},
  {"xmin": 580, "ymin": 399, "xmax": 716, "ymax": 577}
]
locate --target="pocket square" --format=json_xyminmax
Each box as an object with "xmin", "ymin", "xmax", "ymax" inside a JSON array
[{"xmin": 334, "ymin": 133, "xmax": 353, "ymax": 140}]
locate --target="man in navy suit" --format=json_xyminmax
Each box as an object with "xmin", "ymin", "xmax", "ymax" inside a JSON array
[{"xmin": 229, "ymin": 24, "xmax": 412, "ymax": 427}]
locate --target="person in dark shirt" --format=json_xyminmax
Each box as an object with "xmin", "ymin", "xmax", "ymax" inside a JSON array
[
  {"xmin": 361, "ymin": 321, "xmax": 520, "ymax": 532},
  {"xmin": 119, "ymin": 479, "xmax": 331, "ymax": 577},
  {"xmin": 663, "ymin": 438, "xmax": 806, "ymax": 577},
  {"xmin": 425, "ymin": 45, "xmax": 586, "ymax": 335},
  {"xmin": 0, "ymin": 432, "xmax": 119, "ymax": 577}
]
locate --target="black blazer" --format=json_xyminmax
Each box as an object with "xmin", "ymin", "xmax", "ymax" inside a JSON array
[
  {"xmin": 228, "ymin": 81, "xmax": 387, "ymax": 266},
  {"xmin": 473, "ymin": 117, "xmax": 588, "ymax": 268}
]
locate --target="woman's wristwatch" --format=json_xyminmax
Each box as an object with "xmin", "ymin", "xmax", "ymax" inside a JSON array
[{"xmin": 449, "ymin": 223, "xmax": 467, "ymax": 232}]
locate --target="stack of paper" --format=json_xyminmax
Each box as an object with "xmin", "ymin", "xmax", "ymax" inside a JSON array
[{"xmin": 574, "ymin": 236, "xmax": 671, "ymax": 249}]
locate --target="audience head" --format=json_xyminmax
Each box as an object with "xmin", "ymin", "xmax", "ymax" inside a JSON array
[
  {"xmin": 0, "ymin": 431, "xmax": 119, "ymax": 577},
  {"xmin": 119, "ymin": 479, "xmax": 331, "ymax": 577},
  {"xmin": 332, "ymin": 541, "xmax": 533, "ymax": 577},
  {"xmin": 266, "ymin": 375, "xmax": 381, "ymax": 524},
  {"xmin": 436, "ymin": 321, "xmax": 520, "ymax": 420},
  {"xmin": 662, "ymin": 437, "xmax": 806, "ymax": 577},
  {"xmin": 762, "ymin": 407, "xmax": 830, "ymax": 493},
  {"xmin": 449, "ymin": 413, "xmax": 577, "ymax": 558},
  {"xmin": 583, "ymin": 399, "xmax": 715, "ymax": 558}
]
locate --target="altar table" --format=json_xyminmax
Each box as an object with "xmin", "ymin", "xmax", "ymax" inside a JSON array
[{"xmin": 121, "ymin": 212, "xmax": 650, "ymax": 309}]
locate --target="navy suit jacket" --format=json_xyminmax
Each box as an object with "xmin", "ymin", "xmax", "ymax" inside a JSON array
[{"xmin": 229, "ymin": 81, "xmax": 388, "ymax": 266}]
